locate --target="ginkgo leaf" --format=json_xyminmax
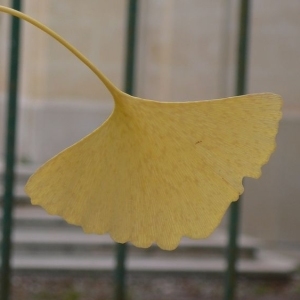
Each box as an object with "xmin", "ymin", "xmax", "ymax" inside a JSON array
[
  {"xmin": 26, "ymin": 92, "xmax": 282, "ymax": 250},
  {"xmin": 0, "ymin": 6, "xmax": 282, "ymax": 250}
]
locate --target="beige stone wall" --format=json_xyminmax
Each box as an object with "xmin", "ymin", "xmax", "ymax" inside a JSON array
[
  {"xmin": 249, "ymin": 0, "xmax": 300, "ymax": 108},
  {"xmin": 5, "ymin": 0, "xmax": 300, "ymax": 108},
  {"xmin": 20, "ymin": 0, "xmax": 126, "ymax": 103},
  {"xmin": 243, "ymin": 0, "xmax": 300, "ymax": 244},
  {"xmin": 136, "ymin": 0, "xmax": 235, "ymax": 101},
  {"xmin": 0, "ymin": 0, "xmax": 300, "ymax": 246},
  {"xmin": 1, "ymin": 1, "xmax": 300, "ymax": 106}
]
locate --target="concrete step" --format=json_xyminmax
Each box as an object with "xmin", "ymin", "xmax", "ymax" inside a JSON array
[
  {"xmin": 10, "ymin": 229, "xmax": 257, "ymax": 259},
  {"xmin": 11, "ymin": 251, "xmax": 296, "ymax": 279},
  {"xmin": 4, "ymin": 207, "xmax": 258, "ymax": 259},
  {"xmin": 0, "ymin": 162, "xmax": 36, "ymax": 184},
  {"xmin": 0, "ymin": 184, "xmax": 28, "ymax": 201},
  {"xmin": 0, "ymin": 162, "xmax": 36, "ymax": 202},
  {"xmin": 0, "ymin": 185, "xmax": 297, "ymax": 278}
]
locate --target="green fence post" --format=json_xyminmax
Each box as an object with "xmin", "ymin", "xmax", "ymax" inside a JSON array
[
  {"xmin": 114, "ymin": 1, "xmax": 138, "ymax": 300},
  {"xmin": 1, "ymin": 1, "xmax": 22, "ymax": 300},
  {"xmin": 223, "ymin": 1, "xmax": 251, "ymax": 300}
]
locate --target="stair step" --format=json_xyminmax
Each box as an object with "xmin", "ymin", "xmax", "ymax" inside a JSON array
[
  {"xmin": 12, "ymin": 206, "xmax": 68, "ymax": 228},
  {"xmin": 0, "ymin": 162, "xmax": 36, "ymax": 183},
  {"xmin": 0, "ymin": 192, "xmax": 296, "ymax": 279},
  {"xmin": 4, "ymin": 207, "xmax": 259, "ymax": 259},
  {"xmin": 9, "ymin": 229, "xmax": 257, "ymax": 259},
  {"xmin": 0, "ymin": 184, "xmax": 29, "ymax": 201},
  {"xmin": 0, "ymin": 163, "xmax": 36, "ymax": 202},
  {"xmin": 11, "ymin": 251, "xmax": 296, "ymax": 279}
]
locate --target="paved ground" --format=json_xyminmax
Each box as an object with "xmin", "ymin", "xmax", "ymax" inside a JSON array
[{"xmin": 11, "ymin": 273, "xmax": 300, "ymax": 300}]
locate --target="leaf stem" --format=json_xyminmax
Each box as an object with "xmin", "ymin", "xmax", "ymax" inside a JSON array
[{"xmin": 0, "ymin": 5, "xmax": 121, "ymax": 97}]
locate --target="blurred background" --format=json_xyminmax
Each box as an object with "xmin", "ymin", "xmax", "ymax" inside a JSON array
[{"xmin": 1, "ymin": 0, "xmax": 300, "ymax": 299}]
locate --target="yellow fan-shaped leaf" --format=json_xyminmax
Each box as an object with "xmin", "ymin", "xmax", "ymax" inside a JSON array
[
  {"xmin": 25, "ymin": 92, "xmax": 282, "ymax": 250},
  {"xmin": 0, "ymin": 6, "xmax": 282, "ymax": 250}
]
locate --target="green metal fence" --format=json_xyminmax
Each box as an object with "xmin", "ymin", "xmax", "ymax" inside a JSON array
[
  {"xmin": 223, "ymin": 1, "xmax": 251, "ymax": 299},
  {"xmin": 115, "ymin": 1, "xmax": 139, "ymax": 299},
  {"xmin": 1, "ymin": 1, "xmax": 22, "ymax": 299},
  {"xmin": 0, "ymin": 1, "xmax": 251, "ymax": 300}
]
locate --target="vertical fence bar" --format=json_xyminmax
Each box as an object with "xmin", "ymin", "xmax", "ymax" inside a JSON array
[
  {"xmin": 114, "ymin": 1, "xmax": 138, "ymax": 300},
  {"xmin": 223, "ymin": 0, "xmax": 251, "ymax": 299},
  {"xmin": 223, "ymin": 1, "xmax": 251, "ymax": 300},
  {"xmin": 1, "ymin": 1, "xmax": 22, "ymax": 300}
]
